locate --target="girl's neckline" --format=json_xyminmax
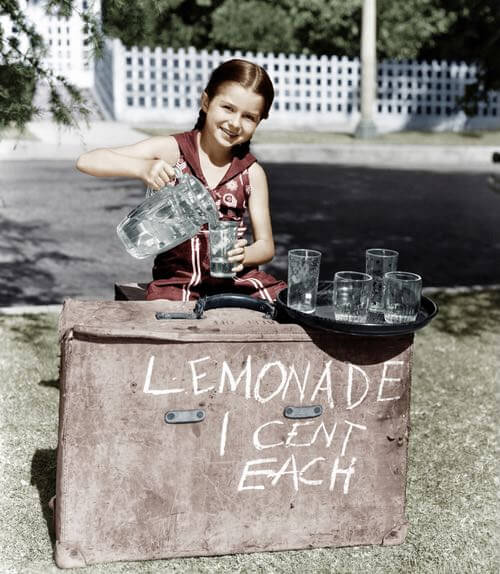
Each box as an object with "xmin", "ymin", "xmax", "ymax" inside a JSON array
[
  {"xmin": 174, "ymin": 130, "xmax": 257, "ymax": 191},
  {"xmin": 196, "ymin": 131, "xmax": 233, "ymax": 190}
]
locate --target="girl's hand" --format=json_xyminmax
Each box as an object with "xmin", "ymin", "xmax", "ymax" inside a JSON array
[
  {"xmin": 228, "ymin": 238, "xmax": 248, "ymax": 273},
  {"xmin": 142, "ymin": 159, "xmax": 177, "ymax": 190}
]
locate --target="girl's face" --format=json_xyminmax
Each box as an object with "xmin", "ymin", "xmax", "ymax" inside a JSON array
[{"xmin": 201, "ymin": 82, "xmax": 265, "ymax": 150}]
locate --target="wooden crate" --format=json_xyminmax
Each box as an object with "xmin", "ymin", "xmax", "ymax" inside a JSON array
[{"xmin": 55, "ymin": 299, "xmax": 413, "ymax": 567}]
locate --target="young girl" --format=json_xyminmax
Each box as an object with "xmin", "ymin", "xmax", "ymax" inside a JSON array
[{"xmin": 76, "ymin": 58, "xmax": 286, "ymax": 302}]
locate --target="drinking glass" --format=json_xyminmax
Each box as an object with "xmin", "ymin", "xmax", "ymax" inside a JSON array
[
  {"xmin": 287, "ymin": 249, "xmax": 322, "ymax": 313},
  {"xmin": 365, "ymin": 248, "xmax": 399, "ymax": 312},
  {"xmin": 209, "ymin": 221, "xmax": 239, "ymax": 278},
  {"xmin": 332, "ymin": 271, "xmax": 373, "ymax": 323},
  {"xmin": 383, "ymin": 271, "xmax": 422, "ymax": 323}
]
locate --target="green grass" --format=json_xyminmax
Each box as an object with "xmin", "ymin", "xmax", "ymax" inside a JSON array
[
  {"xmin": 0, "ymin": 291, "xmax": 498, "ymax": 573},
  {"xmin": 135, "ymin": 126, "xmax": 500, "ymax": 147}
]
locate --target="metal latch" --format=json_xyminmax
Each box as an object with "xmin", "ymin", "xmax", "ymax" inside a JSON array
[
  {"xmin": 283, "ymin": 405, "xmax": 323, "ymax": 419},
  {"xmin": 155, "ymin": 294, "xmax": 275, "ymax": 321},
  {"xmin": 156, "ymin": 299, "xmax": 205, "ymax": 321},
  {"xmin": 164, "ymin": 409, "xmax": 206, "ymax": 424}
]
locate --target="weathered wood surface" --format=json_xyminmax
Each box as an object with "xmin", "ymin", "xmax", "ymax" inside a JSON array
[{"xmin": 55, "ymin": 299, "xmax": 413, "ymax": 568}]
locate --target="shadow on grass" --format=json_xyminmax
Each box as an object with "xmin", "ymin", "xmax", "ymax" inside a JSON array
[
  {"xmin": 0, "ymin": 262, "xmax": 58, "ymax": 306},
  {"xmin": 40, "ymin": 378, "xmax": 60, "ymax": 389},
  {"xmin": 9, "ymin": 314, "xmax": 57, "ymax": 347},
  {"xmin": 0, "ymin": 213, "xmax": 93, "ymax": 306},
  {"xmin": 430, "ymin": 289, "xmax": 500, "ymax": 337},
  {"xmin": 31, "ymin": 448, "xmax": 57, "ymax": 547}
]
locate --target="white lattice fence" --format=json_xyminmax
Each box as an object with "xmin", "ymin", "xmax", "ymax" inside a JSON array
[
  {"xmin": 375, "ymin": 59, "xmax": 498, "ymax": 131},
  {"xmin": 95, "ymin": 39, "xmax": 500, "ymax": 132}
]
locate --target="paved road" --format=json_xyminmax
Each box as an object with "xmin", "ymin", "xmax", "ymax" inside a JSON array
[{"xmin": 0, "ymin": 160, "xmax": 499, "ymax": 306}]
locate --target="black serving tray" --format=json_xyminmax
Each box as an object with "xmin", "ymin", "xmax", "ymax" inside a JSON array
[{"xmin": 275, "ymin": 282, "xmax": 438, "ymax": 337}]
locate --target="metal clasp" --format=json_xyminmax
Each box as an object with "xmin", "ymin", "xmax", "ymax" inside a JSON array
[
  {"xmin": 164, "ymin": 409, "xmax": 206, "ymax": 424},
  {"xmin": 283, "ymin": 405, "xmax": 323, "ymax": 419}
]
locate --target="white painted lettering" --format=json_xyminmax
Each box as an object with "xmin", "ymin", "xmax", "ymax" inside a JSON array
[
  {"xmin": 299, "ymin": 457, "xmax": 326, "ymax": 486},
  {"xmin": 310, "ymin": 421, "xmax": 338, "ymax": 448},
  {"xmin": 189, "ymin": 356, "xmax": 214, "ymax": 396},
  {"xmin": 238, "ymin": 458, "xmax": 277, "ymax": 491},
  {"xmin": 341, "ymin": 420, "xmax": 367, "ymax": 456},
  {"xmin": 329, "ymin": 456, "xmax": 357, "ymax": 493},
  {"xmin": 281, "ymin": 362, "xmax": 311, "ymax": 402},
  {"xmin": 346, "ymin": 363, "xmax": 370, "ymax": 410},
  {"xmin": 311, "ymin": 360, "xmax": 334, "ymax": 408},
  {"xmin": 377, "ymin": 360, "xmax": 404, "ymax": 402},
  {"xmin": 285, "ymin": 421, "xmax": 315, "ymax": 447},
  {"xmin": 253, "ymin": 420, "xmax": 284, "ymax": 451},
  {"xmin": 219, "ymin": 411, "xmax": 229, "ymax": 457},
  {"xmin": 218, "ymin": 356, "xmax": 252, "ymax": 398},
  {"xmin": 254, "ymin": 361, "xmax": 288, "ymax": 403},
  {"xmin": 143, "ymin": 355, "xmax": 184, "ymax": 395},
  {"xmin": 270, "ymin": 454, "xmax": 299, "ymax": 491}
]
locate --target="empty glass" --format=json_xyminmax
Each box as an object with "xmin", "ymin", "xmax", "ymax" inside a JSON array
[
  {"xmin": 365, "ymin": 248, "xmax": 399, "ymax": 312},
  {"xmin": 287, "ymin": 249, "xmax": 322, "ymax": 313},
  {"xmin": 209, "ymin": 220, "xmax": 239, "ymax": 278},
  {"xmin": 383, "ymin": 271, "xmax": 422, "ymax": 323},
  {"xmin": 333, "ymin": 271, "xmax": 373, "ymax": 323}
]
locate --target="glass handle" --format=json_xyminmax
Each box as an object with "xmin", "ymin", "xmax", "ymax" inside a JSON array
[{"xmin": 145, "ymin": 166, "xmax": 184, "ymax": 198}]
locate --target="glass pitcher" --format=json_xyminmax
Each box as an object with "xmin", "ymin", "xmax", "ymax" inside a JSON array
[{"xmin": 116, "ymin": 168, "xmax": 219, "ymax": 259}]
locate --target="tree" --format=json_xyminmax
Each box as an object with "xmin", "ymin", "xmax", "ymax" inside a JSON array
[
  {"xmin": 277, "ymin": 0, "xmax": 455, "ymax": 60},
  {"xmin": 100, "ymin": 0, "xmax": 150, "ymax": 48},
  {"xmin": 0, "ymin": 0, "xmax": 103, "ymax": 132},
  {"xmin": 417, "ymin": 0, "xmax": 500, "ymax": 115},
  {"xmin": 210, "ymin": 0, "xmax": 297, "ymax": 54},
  {"xmin": 377, "ymin": 0, "xmax": 454, "ymax": 59},
  {"xmin": 279, "ymin": 0, "xmax": 362, "ymax": 57},
  {"xmin": 101, "ymin": 0, "xmax": 223, "ymax": 50},
  {"xmin": 1, "ymin": 0, "xmax": 497, "ymax": 132}
]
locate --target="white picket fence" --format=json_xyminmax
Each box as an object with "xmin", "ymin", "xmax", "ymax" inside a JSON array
[{"xmin": 95, "ymin": 38, "xmax": 500, "ymax": 132}]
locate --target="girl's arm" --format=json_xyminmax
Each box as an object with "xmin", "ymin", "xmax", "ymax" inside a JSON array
[
  {"xmin": 76, "ymin": 136, "xmax": 180, "ymax": 189},
  {"xmin": 228, "ymin": 162, "xmax": 275, "ymax": 271}
]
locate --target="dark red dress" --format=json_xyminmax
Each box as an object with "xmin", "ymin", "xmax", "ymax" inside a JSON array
[{"xmin": 146, "ymin": 130, "xmax": 286, "ymax": 302}]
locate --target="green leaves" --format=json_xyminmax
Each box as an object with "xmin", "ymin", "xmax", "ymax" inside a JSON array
[
  {"xmin": 44, "ymin": 0, "xmax": 74, "ymax": 19},
  {"xmin": 49, "ymin": 76, "xmax": 92, "ymax": 128},
  {"xmin": 0, "ymin": 63, "xmax": 38, "ymax": 130},
  {"xmin": 281, "ymin": 0, "xmax": 362, "ymax": 57},
  {"xmin": 211, "ymin": 0, "xmax": 297, "ymax": 53},
  {"xmin": 377, "ymin": 0, "xmax": 456, "ymax": 59},
  {"xmin": 0, "ymin": 0, "xmax": 98, "ymax": 133}
]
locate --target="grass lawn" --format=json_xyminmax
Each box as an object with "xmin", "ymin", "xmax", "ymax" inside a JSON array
[{"xmin": 0, "ymin": 290, "xmax": 498, "ymax": 573}]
